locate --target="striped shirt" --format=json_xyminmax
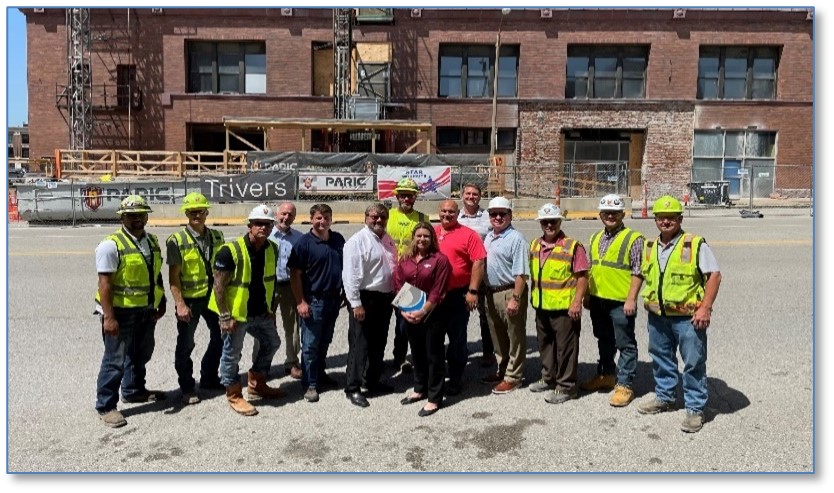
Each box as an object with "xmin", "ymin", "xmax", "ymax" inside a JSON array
[
  {"xmin": 589, "ymin": 225, "xmax": 644, "ymax": 276},
  {"xmin": 270, "ymin": 226, "xmax": 302, "ymax": 282},
  {"xmin": 484, "ymin": 225, "xmax": 530, "ymax": 287}
]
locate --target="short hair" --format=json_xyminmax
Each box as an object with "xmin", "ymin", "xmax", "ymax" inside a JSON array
[
  {"xmin": 406, "ymin": 221, "xmax": 440, "ymax": 259},
  {"xmin": 310, "ymin": 203, "xmax": 332, "ymax": 217},
  {"xmin": 462, "ymin": 183, "xmax": 482, "ymax": 194},
  {"xmin": 365, "ymin": 203, "xmax": 388, "ymax": 218}
]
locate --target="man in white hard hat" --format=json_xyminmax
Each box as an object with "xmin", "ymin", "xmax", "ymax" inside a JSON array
[
  {"xmin": 208, "ymin": 204, "xmax": 285, "ymax": 416},
  {"xmin": 481, "ymin": 197, "xmax": 529, "ymax": 395},
  {"xmin": 581, "ymin": 194, "xmax": 645, "ymax": 408},
  {"xmin": 528, "ymin": 203, "xmax": 589, "ymax": 405}
]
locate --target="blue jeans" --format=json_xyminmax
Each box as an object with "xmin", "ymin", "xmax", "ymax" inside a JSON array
[
  {"xmin": 300, "ymin": 296, "xmax": 341, "ymax": 390},
  {"xmin": 95, "ymin": 307, "xmax": 157, "ymax": 413},
  {"xmin": 174, "ymin": 295, "xmax": 223, "ymax": 392},
  {"xmin": 219, "ymin": 314, "xmax": 280, "ymax": 387},
  {"xmin": 589, "ymin": 296, "xmax": 638, "ymax": 386},
  {"xmin": 647, "ymin": 312, "xmax": 708, "ymax": 413},
  {"xmin": 439, "ymin": 287, "xmax": 471, "ymax": 385}
]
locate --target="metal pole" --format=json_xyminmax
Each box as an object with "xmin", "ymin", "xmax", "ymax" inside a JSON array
[
  {"xmin": 71, "ymin": 178, "xmax": 77, "ymax": 227},
  {"xmin": 749, "ymin": 165, "xmax": 754, "ymax": 210},
  {"xmin": 490, "ymin": 9, "xmax": 509, "ymax": 158}
]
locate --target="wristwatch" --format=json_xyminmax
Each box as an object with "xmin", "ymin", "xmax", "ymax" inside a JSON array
[{"xmin": 467, "ymin": 288, "xmax": 479, "ymax": 295}]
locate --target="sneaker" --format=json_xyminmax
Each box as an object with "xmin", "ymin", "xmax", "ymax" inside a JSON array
[
  {"xmin": 528, "ymin": 379, "xmax": 555, "ymax": 393},
  {"xmin": 579, "ymin": 374, "xmax": 616, "ymax": 392},
  {"xmin": 637, "ymin": 397, "xmax": 675, "ymax": 415},
  {"xmin": 182, "ymin": 391, "xmax": 201, "ymax": 406},
  {"xmin": 121, "ymin": 389, "xmax": 166, "ymax": 404},
  {"xmin": 544, "ymin": 388, "xmax": 577, "ymax": 405},
  {"xmin": 304, "ymin": 388, "xmax": 319, "ymax": 403},
  {"xmin": 492, "ymin": 380, "xmax": 520, "ymax": 394},
  {"xmin": 481, "ymin": 372, "xmax": 504, "ymax": 384},
  {"xmin": 608, "ymin": 384, "xmax": 635, "ymax": 407},
  {"xmin": 99, "ymin": 409, "xmax": 127, "ymax": 428},
  {"xmin": 681, "ymin": 411, "xmax": 704, "ymax": 433}
]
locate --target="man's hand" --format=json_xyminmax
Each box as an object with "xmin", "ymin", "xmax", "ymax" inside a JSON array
[
  {"xmin": 220, "ymin": 318, "xmax": 237, "ymax": 333},
  {"xmin": 568, "ymin": 300, "xmax": 582, "ymax": 321},
  {"xmin": 506, "ymin": 298, "xmax": 520, "ymax": 316},
  {"xmin": 691, "ymin": 305, "xmax": 712, "ymax": 330},
  {"xmin": 352, "ymin": 306, "xmax": 366, "ymax": 322},
  {"xmin": 175, "ymin": 303, "xmax": 191, "ymax": 322},
  {"xmin": 298, "ymin": 300, "xmax": 311, "ymax": 319},
  {"xmin": 623, "ymin": 299, "xmax": 637, "ymax": 317},
  {"xmin": 465, "ymin": 292, "xmax": 478, "ymax": 311},
  {"xmin": 103, "ymin": 315, "xmax": 119, "ymax": 337}
]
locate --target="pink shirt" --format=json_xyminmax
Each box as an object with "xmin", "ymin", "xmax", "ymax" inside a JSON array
[{"xmin": 435, "ymin": 223, "xmax": 487, "ymax": 290}]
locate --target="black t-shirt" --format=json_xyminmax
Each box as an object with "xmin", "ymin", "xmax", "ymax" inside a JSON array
[{"xmin": 214, "ymin": 235, "xmax": 272, "ymax": 317}]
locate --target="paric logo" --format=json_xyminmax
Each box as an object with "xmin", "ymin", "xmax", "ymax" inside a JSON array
[{"xmin": 82, "ymin": 186, "xmax": 104, "ymax": 211}]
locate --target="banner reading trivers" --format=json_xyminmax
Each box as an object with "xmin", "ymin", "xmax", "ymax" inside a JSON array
[
  {"xmin": 200, "ymin": 171, "xmax": 296, "ymax": 202},
  {"xmin": 377, "ymin": 166, "xmax": 452, "ymax": 200}
]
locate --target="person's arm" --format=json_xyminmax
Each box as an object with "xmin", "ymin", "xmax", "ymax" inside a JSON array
[
  {"xmin": 98, "ymin": 273, "xmax": 119, "ymax": 337},
  {"xmin": 290, "ymin": 268, "xmax": 311, "ymax": 319},
  {"xmin": 169, "ymin": 263, "xmax": 190, "ymax": 322},
  {"xmin": 466, "ymin": 260, "xmax": 485, "ymax": 310},
  {"xmin": 506, "ymin": 235, "xmax": 530, "ymax": 316},
  {"xmin": 692, "ymin": 241, "xmax": 721, "ymax": 330},
  {"xmin": 342, "ymin": 236, "xmax": 364, "ymax": 320},
  {"xmin": 569, "ymin": 273, "xmax": 588, "ymax": 321},
  {"xmin": 211, "ymin": 245, "xmax": 236, "ymax": 332}
]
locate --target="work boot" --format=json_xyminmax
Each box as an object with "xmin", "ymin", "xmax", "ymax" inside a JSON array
[
  {"xmin": 681, "ymin": 411, "xmax": 705, "ymax": 433},
  {"xmin": 99, "ymin": 409, "xmax": 127, "ymax": 428},
  {"xmin": 608, "ymin": 384, "xmax": 635, "ymax": 407},
  {"xmin": 637, "ymin": 397, "xmax": 675, "ymax": 415},
  {"xmin": 579, "ymin": 374, "xmax": 616, "ymax": 392},
  {"xmin": 247, "ymin": 370, "xmax": 286, "ymax": 399},
  {"xmin": 226, "ymin": 383, "xmax": 258, "ymax": 416}
]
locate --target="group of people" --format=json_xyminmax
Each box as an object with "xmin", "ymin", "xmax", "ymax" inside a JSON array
[{"xmin": 94, "ymin": 179, "xmax": 721, "ymax": 433}]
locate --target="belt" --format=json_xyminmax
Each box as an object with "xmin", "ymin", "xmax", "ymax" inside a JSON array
[
  {"xmin": 310, "ymin": 290, "xmax": 341, "ymax": 298},
  {"xmin": 275, "ymin": 280, "xmax": 291, "ymax": 286},
  {"xmin": 486, "ymin": 283, "xmax": 515, "ymax": 294}
]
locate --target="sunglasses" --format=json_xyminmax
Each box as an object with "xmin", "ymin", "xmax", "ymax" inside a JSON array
[
  {"xmin": 540, "ymin": 219, "xmax": 560, "ymax": 226},
  {"xmin": 489, "ymin": 211, "xmax": 508, "ymax": 218},
  {"xmin": 186, "ymin": 210, "xmax": 207, "ymax": 216},
  {"xmin": 251, "ymin": 221, "xmax": 273, "ymax": 228}
]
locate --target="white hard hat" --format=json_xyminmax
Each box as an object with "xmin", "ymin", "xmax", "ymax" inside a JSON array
[
  {"xmin": 487, "ymin": 196, "xmax": 513, "ymax": 211},
  {"xmin": 536, "ymin": 203, "xmax": 563, "ymax": 220},
  {"xmin": 598, "ymin": 194, "xmax": 625, "ymax": 211},
  {"xmin": 247, "ymin": 204, "xmax": 275, "ymax": 222}
]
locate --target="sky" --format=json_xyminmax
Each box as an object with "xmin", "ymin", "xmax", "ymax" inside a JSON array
[{"xmin": 6, "ymin": 7, "xmax": 26, "ymax": 126}]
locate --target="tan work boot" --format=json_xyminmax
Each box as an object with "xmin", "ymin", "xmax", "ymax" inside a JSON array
[
  {"xmin": 608, "ymin": 384, "xmax": 635, "ymax": 407},
  {"xmin": 579, "ymin": 374, "xmax": 616, "ymax": 392},
  {"xmin": 247, "ymin": 370, "xmax": 287, "ymax": 399},
  {"xmin": 226, "ymin": 383, "xmax": 258, "ymax": 416}
]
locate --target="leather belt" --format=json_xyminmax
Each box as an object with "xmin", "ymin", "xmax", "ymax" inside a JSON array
[{"xmin": 486, "ymin": 283, "xmax": 514, "ymax": 294}]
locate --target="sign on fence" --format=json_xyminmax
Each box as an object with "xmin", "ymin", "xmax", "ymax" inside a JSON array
[
  {"xmin": 298, "ymin": 172, "xmax": 374, "ymax": 194},
  {"xmin": 200, "ymin": 172, "xmax": 296, "ymax": 202},
  {"xmin": 377, "ymin": 166, "xmax": 452, "ymax": 200}
]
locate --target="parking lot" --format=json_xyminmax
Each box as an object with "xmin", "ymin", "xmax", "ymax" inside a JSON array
[{"xmin": 5, "ymin": 211, "xmax": 814, "ymax": 473}]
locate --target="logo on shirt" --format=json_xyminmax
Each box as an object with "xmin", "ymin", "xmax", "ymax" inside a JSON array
[{"xmin": 423, "ymin": 263, "xmax": 432, "ymax": 269}]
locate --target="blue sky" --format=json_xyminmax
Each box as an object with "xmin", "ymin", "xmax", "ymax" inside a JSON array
[{"xmin": 6, "ymin": 7, "xmax": 26, "ymax": 126}]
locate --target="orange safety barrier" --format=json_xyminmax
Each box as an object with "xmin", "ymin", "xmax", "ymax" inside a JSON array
[{"xmin": 8, "ymin": 188, "xmax": 20, "ymax": 222}]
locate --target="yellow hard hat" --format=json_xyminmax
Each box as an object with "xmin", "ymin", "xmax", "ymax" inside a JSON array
[
  {"xmin": 181, "ymin": 192, "xmax": 211, "ymax": 212},
  {"xmin": 652, "ymin": 195, "xmax": 684, "ymax": 214},
  {"xmin": 394, "ymin": 177, "xmax": 420, "ymax": 194}
]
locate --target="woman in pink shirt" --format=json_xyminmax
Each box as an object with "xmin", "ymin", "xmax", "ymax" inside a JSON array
[{"xmin": 394, "ymin": 222, "xmax": 451, "ymax": 417}]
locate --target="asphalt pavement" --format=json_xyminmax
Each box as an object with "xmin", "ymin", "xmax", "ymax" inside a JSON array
[{"xmin": 5, "ymin": 210, "xmax": 815, "ymax": 474}]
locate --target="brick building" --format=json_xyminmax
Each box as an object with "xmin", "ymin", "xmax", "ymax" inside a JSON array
[{"xmin": 22, "ymin": 7, "xmax": 813, "ymax": 200}]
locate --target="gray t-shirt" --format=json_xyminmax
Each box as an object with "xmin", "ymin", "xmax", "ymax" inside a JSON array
[
  {"xmin": 656, "ymin": 231, "xmax": 719, "ymax": 274},
  {"xmin": 95, "ymin": 229, "xmax": 152, "ymax": 273}
]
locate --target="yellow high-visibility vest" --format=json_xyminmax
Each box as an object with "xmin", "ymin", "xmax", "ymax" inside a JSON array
[
  {"xmin": 95, "ymin": 229, "xmax": 164, "ymax": 309},
  {"xmin": 641, "ymin": 233, "xmax": 705, "ymax": 316},
  {"xmin": 168, "ymin": 228, "xmax": 224, "ymax": 298},
  {"xmin": 208, "ymin": 237, "xmax": 278, "ymax": 322},
  {"xmin": 588, "ymin": 227, "xmax": 642, "ymax": 302},
  {"xmin": 529, "ymin": 237, "xmax": 578, "ymax": 310}
]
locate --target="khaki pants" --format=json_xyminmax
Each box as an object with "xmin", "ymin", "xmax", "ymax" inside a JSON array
[
  {"xmin": 485, "ymin": 286, "xmax": 529, "ymax": 383},
  {"xmin": 275, "ymin": 282, "xmax": 300, "ymax": 366}
]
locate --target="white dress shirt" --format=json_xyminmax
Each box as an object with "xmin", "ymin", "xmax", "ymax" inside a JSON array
[{"xmin": 341, "ymin": 226, "xmax": 398, "ymax": 308}]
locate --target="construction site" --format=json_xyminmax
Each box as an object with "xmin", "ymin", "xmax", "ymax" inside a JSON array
[{"xmin": 11, "ymin": 7, "xmax": 814, "ymax": 223}]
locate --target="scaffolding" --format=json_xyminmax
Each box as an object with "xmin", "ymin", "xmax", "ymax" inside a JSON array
[
  {"xmin": 333, "ymin": 8, "xmax": 353, "ymax": 121},
  {"xmin": 66, "ymin": 8, "xmax": 93, "ymax": 150}
]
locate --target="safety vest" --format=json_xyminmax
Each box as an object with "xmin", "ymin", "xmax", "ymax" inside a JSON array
[
  {"xmin": 387, "ymin": 208, "xmax": 428, "ymax": 259},
  {"xmin": 208, "ymin": 237, "xmax": 278, "ymax": 322},
  {"xmin": 95, "ymin": 229, "xmax": 164, "ymax": 309},
  {"xmin": 167, "ymin": 228, "xmax": 225, "ymax": 298},
  {"xmin": 641, "ymin": 233, "xmax": 705, "ymax": 316},
  {"xmin": 588, "ymin": 227, "xmax": 642, "ymax": 302},
  {"xmin": 529, "ymin": 237, "xmax": 578, "ymax": 311}
]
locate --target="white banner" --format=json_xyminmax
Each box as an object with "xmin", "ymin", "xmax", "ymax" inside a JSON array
[
  {"xmin": 377, "ymin": 166, "xmax": 452, "ymax": 200},
  {"xmin": 297, "ymin": 172, "xmax": 374, "ymax": 194}
]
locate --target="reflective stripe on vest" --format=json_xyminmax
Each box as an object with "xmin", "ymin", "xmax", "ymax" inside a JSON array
[
  {"xmin": 95, "ymin": 229, "xmax": 163, "ymax": 309},
  {"xmin": 640, "ymin": 233, "xmax": 705, "ymax": 316},
  {"xmin": 589, "ymin": 228, "xmax": 641, "ymax": 302},
  {"xmin": 169, "ymin": 228, "xmax": 224, "ymax": 298},
  {"xmin": 529, "ymin": 237, "xmax": 578, "ymax": 311},
  {"xmin": 208, "ymin": 237, "xmax": 278, "ymax": 322}
]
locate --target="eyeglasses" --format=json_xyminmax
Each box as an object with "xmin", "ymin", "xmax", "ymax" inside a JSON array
[
  {"xmin": 366, "ymin": 214, "xmax": 387, "ymax": 221},
  {"xmin": 489, "ymin": 211, "xmax": 508, "ymax": 218},
  {"xmin": 251, "ymin": 221, "xmax": 273, "ymax": 228},
  {"xmin": 600, "ymin": 211, "xmax": 622, "ymax": 216},
  {"xmin": 540, "ymin": 219, "xmax": 560, "ymax": 226},
  {"xmin": 654, "ymin": 215, "xmax": 681, "ymax": 223},
  {"xmin": 186, "ymin": 210, "xmax": 207, "ymax": 216},
  {"xmin": 397, "ymin": 193, "xmax": 416, "ymax": 200},
  {"xmin": 122, "ymin": 213, "xmax": 147, "ymax": 219}
]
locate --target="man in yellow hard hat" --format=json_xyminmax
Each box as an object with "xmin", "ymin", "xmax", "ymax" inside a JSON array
[
  {"xmin": 167, "ymin": 192, "xmax": 225, "ymax": 405},
  {"xmin": 386, "ymin": 177, "xmax": 428, "ymax": 373},
  {"xmin": 94, "ymin": 194, "xmax": 167, "ymax": 428},
  {"xmin": 636, "ymin": 195, "xmax": 722, "ymax": 433}
]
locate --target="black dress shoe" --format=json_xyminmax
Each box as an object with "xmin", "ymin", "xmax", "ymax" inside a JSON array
[
  {"xmin": 400, "ymin": 394, "xmax": 426, "ymax": 405},
  {"xmin": 418, "ymin": 403, "xmax": 441, "ymax": 417},
  {"xmin": 347, "ymin": 392, "xmax": 369, "ymax": 408}
]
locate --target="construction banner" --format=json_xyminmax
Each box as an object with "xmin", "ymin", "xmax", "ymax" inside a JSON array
[
  {"xmin": 200, "ymin": 171, "xmax": 296, "ymax": 202},
  {"xmin": 377, "ymin": 166, "xmax": 452, "ymax": 200},
  {"xmin": 298, "ymin": 172, "xmax": 374, "ymax": 194}
]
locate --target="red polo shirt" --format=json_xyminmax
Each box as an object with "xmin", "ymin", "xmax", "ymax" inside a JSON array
[{"xmin": 435, "ymin": 223, "xmax": 487, "ymax": 290}]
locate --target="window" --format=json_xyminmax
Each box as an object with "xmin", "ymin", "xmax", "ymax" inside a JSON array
[
  {"xmin": 563, "ymin": 129, "xmax": 631, "ymax": 196},
  {"xmin": 566, "ymin": 46, "xmax": 648, "ymax": 99},
  {"xmin": 116, "ymin": 64, "xmax": 136, "ymax": 108},
  {"xmin": 693, "ymin": 130, "xmax": 777, "ymax": 198},
  {"xmin": 697, "ymin": 46, "xmax": 778, "ymax": 100},
  {"xmin": 439, "ymin": 45, "xmax": 519, "ymax": 98},
  {"xmin": 355, "ymin": 8, "xmax": 393, "ymax": 23},
  {"xmin": 187, "ymin": 41, "xmax": 266, "ymax": 94},
  {"xmin": 436, "ymin": 127, "xmax": 516, "ymax": 150},
  {"xmin": 357, "ymin": 62, "xmax": 390, "ymax": 100}
]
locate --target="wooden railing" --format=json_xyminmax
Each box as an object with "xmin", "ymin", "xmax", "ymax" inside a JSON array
[{"xmin": 56, "ymin": 149, "xmax": 248, "ymax": 179}]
